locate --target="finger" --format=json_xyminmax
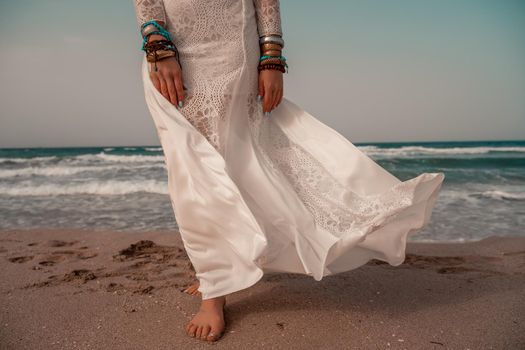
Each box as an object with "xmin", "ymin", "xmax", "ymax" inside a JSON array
[
  {"xmin": 165, "ymin": 75, "xmax": 177, "ymax": 105},
  {"xmin": 165, "ymin": 75, "xmax": 179, "ymax": 105},
  {"xmin": 159, "ymin": 77, "xmax": 170, "ymax": 102},
  {"xmin": 174, "ymin": 73, "xmax": 184, "ymax": 106},
  {"xmin": 276, "ymin": 88, "xmax": 283, "ymax": 108},
  {"xmin": 258, "ymin": 74, "xmax": 265, "ymax": 103},
  {"xmin": 150, "ymin": 73, "xmax": 161, "ymax": 93},
  {"xmin": 271, "ymin": 88, "xmax": 279, "ymax": 110},
  {"xmin": 264, "ymin": 86, "xmax": 274, "ymax": 113}
]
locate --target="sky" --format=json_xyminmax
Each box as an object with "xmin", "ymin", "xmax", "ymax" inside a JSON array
[{"xmin": 0, "ymin": 0, "xmax": 524, "ymax": 148}]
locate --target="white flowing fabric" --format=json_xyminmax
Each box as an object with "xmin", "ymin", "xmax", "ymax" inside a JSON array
[{"xmin": 135, "ymin": 0, "xmax": 445, "ymax": 300}]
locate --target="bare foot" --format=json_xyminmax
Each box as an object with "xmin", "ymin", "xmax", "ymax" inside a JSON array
[
  {"xmin": 182, "ymin": 281, "xmax": 201, "ymax": 297},
  {"xmin": 185, "ymin": 296, "xmax": 226, "ymax": 342}
]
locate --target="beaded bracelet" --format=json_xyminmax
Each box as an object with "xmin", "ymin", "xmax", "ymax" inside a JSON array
[
  {"xmin": 259, "ymin": 59, "xmax": 284, "ymax": 67},
  {"xmin": 259, "ymin": 59, "xmax": 288, "ymax": 70},
  {"xmin": 258, "ymin": 63, "xmax": 286, "ymax": 73}
]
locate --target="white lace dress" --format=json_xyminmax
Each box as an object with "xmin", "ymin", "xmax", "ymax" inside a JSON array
[{"xmin": 133, "ymin": 0, "xmax": 445, "ymax": 300}]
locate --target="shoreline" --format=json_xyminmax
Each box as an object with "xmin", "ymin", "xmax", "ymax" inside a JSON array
[{"xmin": 1, "ymin": 229, "xmax": 524, "ymax": 349}]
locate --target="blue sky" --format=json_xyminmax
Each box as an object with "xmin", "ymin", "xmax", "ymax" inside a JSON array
[{"xmin": 1, "ymin": 0, "xmax": 524, "ymax": 147}]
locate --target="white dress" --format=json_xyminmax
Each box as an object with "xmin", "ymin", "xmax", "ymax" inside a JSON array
[{"xmin": 133, "ymin": 0, "xmax": 445, "ymax": 300}]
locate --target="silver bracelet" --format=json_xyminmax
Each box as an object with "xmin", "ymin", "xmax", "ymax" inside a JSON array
[
  {"xmin": 259, "ymin": 35, "xmax": 284, "ymax": 48},
  {"xmin": 141, "ymin": 23, "xmax": 161, "ymax": 38}
]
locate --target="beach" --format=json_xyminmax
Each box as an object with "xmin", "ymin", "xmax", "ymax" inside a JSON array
[{"xmin": 1, "ymin": 229, "xmax": 524, "ymax": 349}]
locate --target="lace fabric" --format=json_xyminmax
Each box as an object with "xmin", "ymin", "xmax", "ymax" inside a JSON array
[
  {"xmin": 246, "ymin": 95, "xmax": 415, "ymax": 238},
  {"xmin": 133, "ymin": 0, "xmax": 168, "ymax": 27},
  {"xmin": 252, "ymin": 0, "xmax": 283, "ymax": 37}
]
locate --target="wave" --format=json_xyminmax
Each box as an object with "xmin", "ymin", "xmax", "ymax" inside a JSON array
[
  {"xmin": 358, "ymin": 145, "xmax": 525, "ymax": 157},
  {"xmin": 0, "ymin": 152, "xmax": 165, "ymax": 165},
  {"xmin": 0, "ymin": 179, "xmax": 168, "ymax": 196},
  {"xmin": 0, "ymin": 164, "xmax": 166, "ymax": 178},
  {"xmin": 72, "ymin": 152, "xmax": 165, "ymax": 163},
  {"xmin": 0, "ymin": 156, "xmax": 57, "ymax": 164},
  {"xmin": 424, "ymin": 188, "xmax": 525, "ymax": 202},
  {"xmin": 476, "ymin": 190, "xmax": 525, "ymax": 201}
]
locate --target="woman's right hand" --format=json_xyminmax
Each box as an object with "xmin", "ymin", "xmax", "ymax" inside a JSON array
[{"xmin": 147, "ymin": 34, "xmax": 185, "ymax": 107}]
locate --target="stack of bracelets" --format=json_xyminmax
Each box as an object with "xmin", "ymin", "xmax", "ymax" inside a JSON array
[
  {"xmin": 140, "ymin": 20, "xmax": 180, "ymax": 72},
  {"xmin": 258, "ymin": 34, "xmax": 288, "ymax": 73}
]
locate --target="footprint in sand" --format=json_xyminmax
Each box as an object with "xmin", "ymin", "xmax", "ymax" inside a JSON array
[
  {"xmin": 37, "ymin": 253, "xmax": 68, "ymax": 266},
  {"xmin": 8, "ymin": 255, "xmax": 34, "ymax": 263},
  {"xmin": 107, "ymin": 240, "xmax": 194, "ymax": 294},
  {"xmin": 23, "ymin": 269, "xmax": 98, "ymax": 289},
  {"xmin": 23, "ymin": 240, "xmax": 195, "ymax": 295},
  {"xmin": 46, "ymin": 240, "xmax": 79, "ymax": 248},
  {"xmin": 36, "ymin": 250, "xmax": 98, "ymax": 267},
  {"xmin": 369, "ymin": 253, "xmax": 506, "ymax": 276}
]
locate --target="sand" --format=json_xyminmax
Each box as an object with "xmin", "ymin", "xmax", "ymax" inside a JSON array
[{"xmin": 1, "ymin": 228, "xmax": 524, "ymax": 349}]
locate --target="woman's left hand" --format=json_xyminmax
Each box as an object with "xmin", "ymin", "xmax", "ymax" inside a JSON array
[{"xmin": 258, "ymin": 69, "xmax": 283, "ymax": 114}]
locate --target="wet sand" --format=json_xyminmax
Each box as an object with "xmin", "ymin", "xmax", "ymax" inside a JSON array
[{"xmin": 1, "ymin": 228, "xmax": 524, "ymax": 349}]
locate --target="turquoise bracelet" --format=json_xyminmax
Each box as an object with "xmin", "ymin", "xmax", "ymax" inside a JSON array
[
  {"xmin": 259, "ymin": 55, "xmax": 286, "ymax": 61},
  {"xmin": 140, "ymin": 20, "xmax": 173, "ymax": 51},
  {"xmin": 259, "ymin": 55, "xmax": 289, "ymax": 69}
]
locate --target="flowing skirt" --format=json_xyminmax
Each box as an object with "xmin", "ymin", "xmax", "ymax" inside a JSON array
[{"xmin": 139, "ymin": 0, "xmax": 445, "ymax": 300}]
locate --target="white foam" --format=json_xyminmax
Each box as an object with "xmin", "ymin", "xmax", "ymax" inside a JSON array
[
  {"xmin": 358, "ymin": 145, "xmax": 525, "ymax": 157},
  {"xmin": 72, "ymin": 152, "xmax": 165, "ymax": 163},
  {"xmin": 0, "ymin": 164, "xmax": 166, "ymax": 178},
  {"xmin": 477, "ymin": 190, "xmax": 525, "ymax": 200},
  {"xmin": 0, "ymin": 156, "xmax": 57, "ymax": 163},
  {"xmin": 0, "ymin": 179, "xmax": 168, "ymax": 196}
]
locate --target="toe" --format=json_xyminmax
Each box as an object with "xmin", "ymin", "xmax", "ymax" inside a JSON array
[
  {"xmin": 187, "ymin": 324, "xmax": 198, "ymax": 337},
  {"xmin": 200, "ymin": 325, "xmax": 211, "ymax": 340},
  {"xmin": 184, "ymin": 322, "xmax": 193, "ymax": 333},
  {"xmin": 207, "ymin": 328, "xmax": 222, "ymax": 342},
  {"xmin": 195, "ymin": 325, "xmax": 203, "ymax": 339}
]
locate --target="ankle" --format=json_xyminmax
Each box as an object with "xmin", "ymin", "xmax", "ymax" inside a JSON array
[{"xmin": 200, "ymin": 296, "xmax": 226, "ymax": 309}]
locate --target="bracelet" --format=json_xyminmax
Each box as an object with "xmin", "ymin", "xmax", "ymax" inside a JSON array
[
  {"xmin": 147, "ymin": 50, "xmax": 177, "ymax": 63},
  {"xmin": 140, "ymin": 20, "xmax": 171, "ymax": 39},
  {"xmin": 258, "ymin": 63, "xmax": 286, "ymax": 73},
  {"xmin": 259, "ymin": 57, "xmax": 283, "ymax": 63},
  {"xmin": 258, "ymin": 59, "xmax": 288, "ymax": 71},
  {"xmin": 140, "ymin": 20, "xmax": 173, "ymax": 51},
  {"xmin": 262, "ymin": 50, "xmax": 282, "ymax": 56},
  {"xmin": 259, "ymin": 55, "xmax": 286, "ymax": 62},
  {"xmin": 259, "ymin": 35, "xmax": 284, "ymax": 48},
  {"xmin": 261, "ymin": 43, "xmax": 283, "ymax": 51},
  {"xmin": 141, "ymin": 23, "xmax": 161, "ymax": 38},
  {"xmin": 144, "ymin": 39, "xmax": 180, "ymax": 71}
]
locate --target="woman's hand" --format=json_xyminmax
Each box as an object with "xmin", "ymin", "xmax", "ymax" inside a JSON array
[
  {"xmin": 258, "ymin": 69, "xmax": 283, "ymax": 114},
  {"xmin": 147, "ymin": 34, "xmax": 185, "ymax": 107}
]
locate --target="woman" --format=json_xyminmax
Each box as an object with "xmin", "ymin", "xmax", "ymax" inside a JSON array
[{"xmin": 133, "ymin": 0, "xmax": 445, "ymax": 343}]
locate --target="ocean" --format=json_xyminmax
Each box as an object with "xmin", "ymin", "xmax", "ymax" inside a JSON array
[{"xmin": 0, "ymin": 140, "xmax": 523, "ymax": 242}]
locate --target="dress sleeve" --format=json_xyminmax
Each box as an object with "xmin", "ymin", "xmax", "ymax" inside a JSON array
[
  {"xmin": 133, "ymin": 0, "xmax": 168, "ymax": 28},
  {"xmin": 252, "ymin": 0, "xmax": 283, "ymax": 37}
]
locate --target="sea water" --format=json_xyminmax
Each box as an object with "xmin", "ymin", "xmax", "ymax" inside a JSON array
[{"xmin": 1, "ymin": 140, "xmax": 523, "ymax": 242}]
